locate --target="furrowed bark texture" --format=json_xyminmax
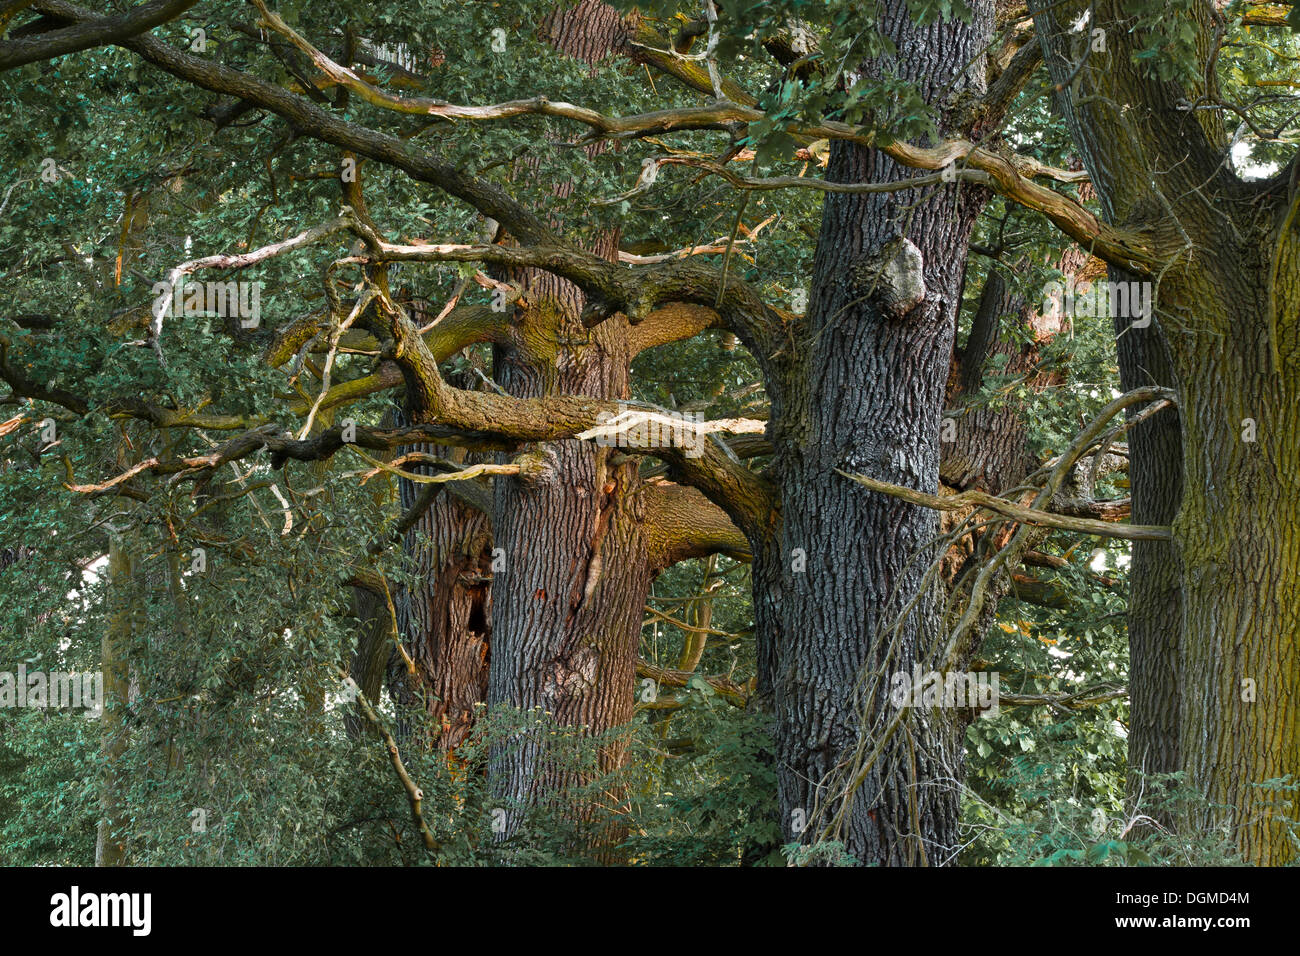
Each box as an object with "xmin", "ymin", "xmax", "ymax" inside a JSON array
[
  {"xmin": 487, "ymin": 279, "xmax": 653, "ymax": 846},
  {"xmin": 1172, "ymin": 250, "xmax": 1300, "ymax": 865},
  {"xmin": 760, "ymin": 0, "xmax": 995, "ymax": 865},
  {"xmin": 1112, "ymin": 265, "xmax": 1184, "ymax": 792},
  {"xmin": 390, "ymin": 418, "xmax": 494, "ymax": 753},
  {"xmin": 1033, "ymin": 0, "xmax": 1300, "ymax": 863},
  {"xmin": 486, "ymin": 2, "xmax": 650, "ymax": 852},
  {"xmin": 366, "ymin": 5, "xmax": 656, "ymax": 828}
]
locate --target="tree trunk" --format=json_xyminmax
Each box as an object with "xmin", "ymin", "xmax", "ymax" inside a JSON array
[
  {"xmin": 390, "ymin": 397, "xmax": 494, "ymax": 753},
  {"xmin": 760, "ymin": 0, "xmax": 995, "ymax": 865},
  {"xmin": 95, "ymin": 534, "xmax": 132, "ymax": 867},
  {"xmin": 486, "ymin": 293, "xmax": 650, "ymax": 847},
  {"xmin": 485, "ymin": 2, "xmax": 650, "ymax": 851},
  {"xmin": 1031, "ymin": 0, "xmax": 1191, "ymax": 794},
  {"xmin": 1173, "ymin": 252, "xmax": 1300, "ymax": 865},
  {"xmin": 1111, "ymin": 265, "xmax": 1184, "ymax": 793},
  {"xmin": 1030, "ymin": 0, "xmax": 1300, "ymax": 863}
]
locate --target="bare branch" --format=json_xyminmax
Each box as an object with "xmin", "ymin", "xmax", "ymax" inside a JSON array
[{"xmin": 837, "ymin": 470, "xmax": 1171, "ymax": 541}]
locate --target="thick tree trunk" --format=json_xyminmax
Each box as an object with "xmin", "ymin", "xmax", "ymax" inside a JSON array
[
  {"xmin": 391, "ymin": 430, "xmax": 494, "ymax": 752},
  {"xmin": 486, "ymin": 289, "xmax": 650, "ymax": 845},
  {"xmin": 486, "ymin": 2, "xmax": 650, "ymax": 850},
  {"xmin": 1173, "ymin": 251, "xmax": 1300, "ymax": 865},
  {"xmin": 1030, "ymin": 0, "xmax": 1300, "ymax": 863},
  {"xmin": 1029, "ymin": 1, "xmax": 1195, "ymax": 801},
  {"xmin": 350, "ymin": 7, "xmax": 634, "ymax": 760},
  {"xmin": 488, "ymin": 438, "xmax": 651, "ymax": 840},
  {"xmin": 760, "ymin": 1, "xmax": 995, "ymax": 865}
]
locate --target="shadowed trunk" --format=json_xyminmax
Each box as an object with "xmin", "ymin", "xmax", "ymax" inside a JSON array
[
  {"xmin": 1111, "ymin": 263, "xmax": 1183, "ymax": 794},
  {"xmin": 390, "ymin": 418, "xmax": 495, "ymax": 753}
]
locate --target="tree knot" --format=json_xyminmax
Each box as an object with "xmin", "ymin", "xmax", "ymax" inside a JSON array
[{"xmin": 851, "ymin": 238, "xmax": 927, "ymax": 320}]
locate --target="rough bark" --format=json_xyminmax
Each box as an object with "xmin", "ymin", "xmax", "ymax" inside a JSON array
[
  {"xmin": 485, "ymin": 2, "xmax": 649, "ymax": 850},
  {"xmin": 390, "ymin": 413, "xmax": 494, "ymax": 753},
  {"xmin": 1112, "ymin": 263, "xmax": 1184, "ymax": 792},
  {"xmin": 1025, "ymin": 0, "xmax": 1187, "ymax": 797},
  {"xmin": 758, "ymin": 0, "xmax": 996, "ymax": 865},
  {"xmin": 1032, "ymin": 0, "xmax": 1300, "ymax": 863},
  {"xmin": 1172, "ymin": 239, "xmax": 1300, "ymax": 865}
]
